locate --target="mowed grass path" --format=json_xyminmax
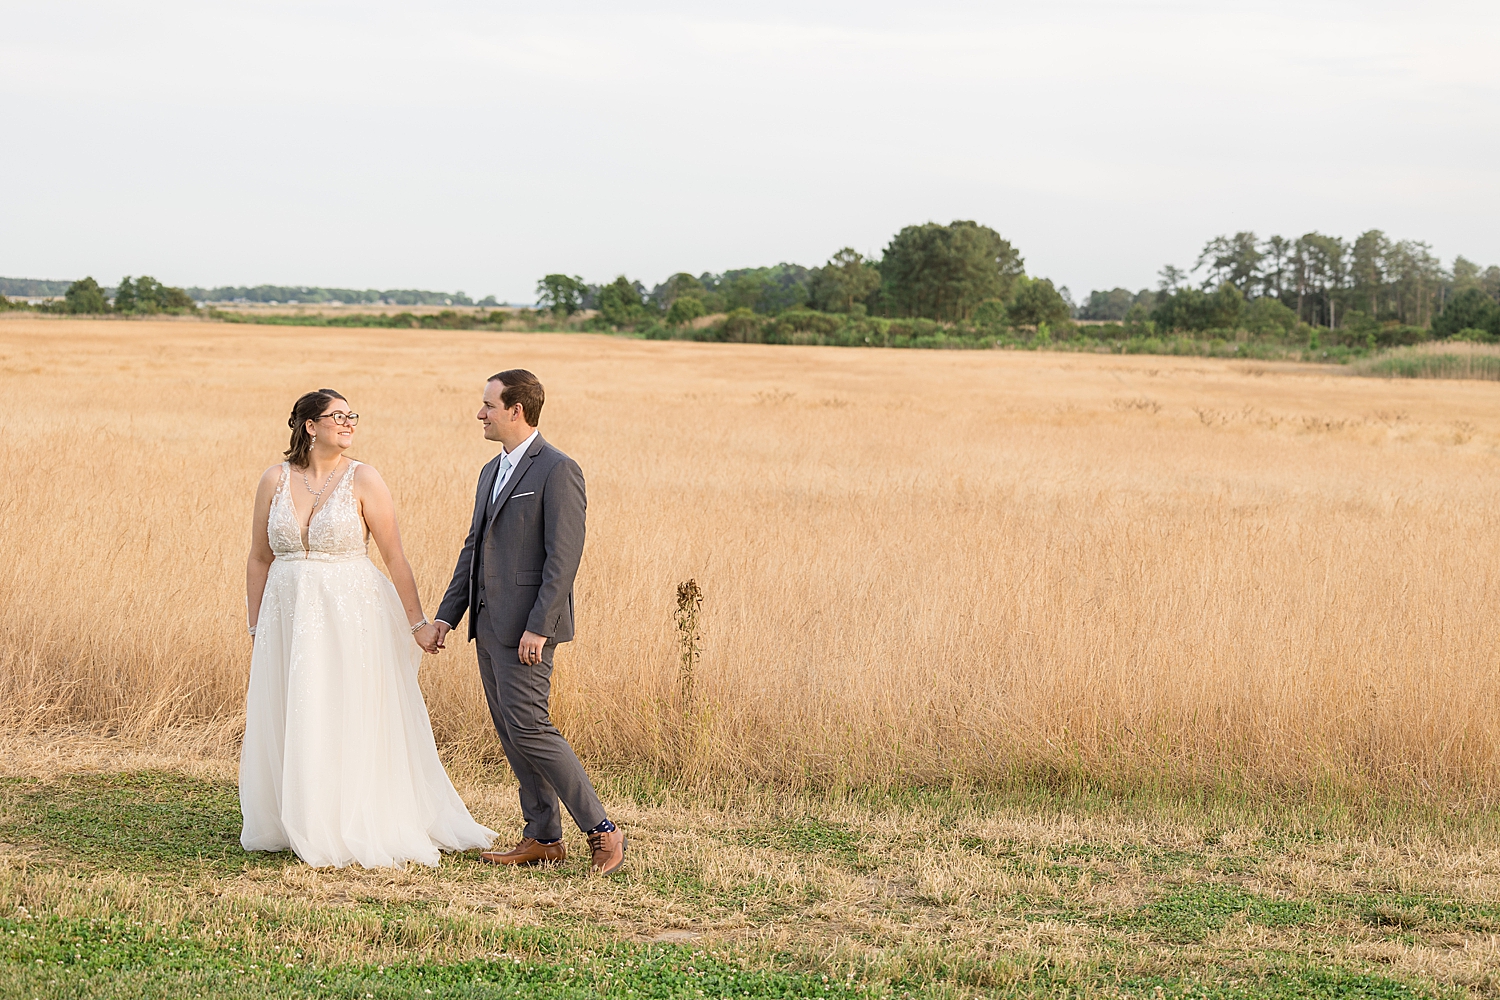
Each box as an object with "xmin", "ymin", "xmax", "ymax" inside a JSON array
[{"xmin": 4, "ymin": 765, "xmax": 1500, "ymax": 998}]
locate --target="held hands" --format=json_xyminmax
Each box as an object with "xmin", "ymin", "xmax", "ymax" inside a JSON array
[
  {"xmin": 414, "ymin": 622, "xmax": 441, "ymax": 654},
  {"xmin": 417, "ymin": 621, "xmax": 452, "ymax": 655}
]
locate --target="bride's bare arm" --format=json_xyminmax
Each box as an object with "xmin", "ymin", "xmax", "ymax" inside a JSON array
[
  {"xmin": 354, "ymin": 465, "xmax": 435, "ymax": 646},
  {"xmin": 246, "ymin": 466, "xmax": 281, "ymax": 635}
]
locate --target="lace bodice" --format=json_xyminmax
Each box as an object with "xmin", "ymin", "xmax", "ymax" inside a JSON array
[{"xmin": 268, "ymin": 460, "xmax": 368, "ymax": 559}]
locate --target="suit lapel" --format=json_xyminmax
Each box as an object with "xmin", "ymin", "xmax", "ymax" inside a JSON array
[
  {"xmin": 486, "ymin": 434, "xmax": 544, "ymax": 527},
  {"xmin": 478, "ymin": 454, "xmax": 504, "ymax": 520}
]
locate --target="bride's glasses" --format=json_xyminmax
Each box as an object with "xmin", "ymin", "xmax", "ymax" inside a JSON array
[{"xmin": 317, "ymin": 412, "xmax": 360, "ymax": 426}]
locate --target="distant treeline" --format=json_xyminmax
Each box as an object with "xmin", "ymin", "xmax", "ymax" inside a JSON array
[
  {"xmin": 185, "ymin": 285, "xmax": 494, "ymax": 307},
  {"xmin": 10, "ymin": 221, "xmax": 1500, "ymax": 352},
  {"xmin": 1080, "ymin": 231, "xmax": 1500, "ymax": 340},
  {"xmin": 203, "ymin": 304, "xmax": 1424, "ymax": 365},
  {"xmin": 535, "ymin": 221, "xmax": 1065, "ymax": 331},
  {"xmin": 535, "ymin": 222, "xmax": 1500, "ymax": 346},
  {"xmin": 0, "ymin": 275, "xmax": 197, "ymax": 316},
  {"xmin": 212, "ymin": 310, "xmax": 506, "ymax": 330},
  {"xmin": 0, "ymin": 278, "xmax": 493, "ymax": 309},
  {"xmin": 0, "ymin": 277, "xmax": 73, "ymax": 298}
]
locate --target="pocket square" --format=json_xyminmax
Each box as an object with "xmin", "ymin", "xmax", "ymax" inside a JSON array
[{"xmin": 511, "ymin": 491, "xmax": 535, "ymax": 498}]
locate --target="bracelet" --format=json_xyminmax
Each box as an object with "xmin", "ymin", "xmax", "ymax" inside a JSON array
[
  {"xmin": 248, "ymin": 625, "xmax": 257, "ymax": 636},
  {"xmin": 410, "ymin": 618, "xmax": 429, "ymax": 634}
]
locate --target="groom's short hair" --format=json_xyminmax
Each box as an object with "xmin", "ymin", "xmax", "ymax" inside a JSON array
[{"xmin": 490, "ymin": 369, "xmax": 544, "ymax": 426}]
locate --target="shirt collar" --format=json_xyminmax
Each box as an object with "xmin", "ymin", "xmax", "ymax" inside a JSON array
[{"xmin": 502, "ymin": 429, "xmax": 539, "ymax": 464}]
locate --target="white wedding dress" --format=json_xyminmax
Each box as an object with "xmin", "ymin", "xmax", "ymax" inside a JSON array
[{"xmin": 239, "ymin": 460, "xmax": 495, "ymax": 868}]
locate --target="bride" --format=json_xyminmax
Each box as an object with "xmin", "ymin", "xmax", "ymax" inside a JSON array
[{"xmin": 240, "ymin": 388, "xmax": 496, "ymax": 868}]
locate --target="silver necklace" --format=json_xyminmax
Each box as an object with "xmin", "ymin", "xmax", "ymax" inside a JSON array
[{"xmin": 302, "ymin": 458, "xmax": 342, "ymax": 511}]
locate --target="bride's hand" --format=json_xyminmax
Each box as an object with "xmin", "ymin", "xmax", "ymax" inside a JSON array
[{"xmin": 414, "ymin": 622, "xmax": 440, "ymax": 654}]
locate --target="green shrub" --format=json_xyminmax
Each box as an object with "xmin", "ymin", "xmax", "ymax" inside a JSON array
[
  {"xmin": 64, "ymin": 277, "xmax": 109, "ymax": 314},
  {"xmin": 1453, "ymin": 327, "xmax": 1497, "ymax": 343},
  {"xmin": 1241, "ymin": 296, "xmax": 1297, "ymax": 336},
  {"xmin": 1006, "ymin": 277, "xmax": 1071, "ymax": 328},
  {"xmin": 972, "ymin": 298, "xmax": 1008, "ymax": 326},
  {"xmin": 1152, "ymin": 283, "xmax": 1243, "ymax": 332},
  {"xmin": 1431, "ymin": 287, "xmax": 1500, "ymax": 339},
  {"xmin": 596, "ymin": 276, "xmax": 650, "ymax": 328},
  {"xmin": 1123, "ymin": 336, "xmax": 1165, "ymax": 354},
  {"xmin": 886, "ymin": 318, "xmax": 942, "ymax": 341},
  {"xmin": 771, "ymin": 309, "xmax": 841, "ymax": 338},
  {"xmin": 114, "ymin": 275, "xmax": 196, "ymax": 314},
  {"xmin": 666, "ymin": 296, "xmax": 705, "ymax": 327},
  {"xmin": 1375, "ymin": 324, "xmax": 1427, "ymax": 348},
  {"xmin": 718, "ymin": 308, "xmax": 764, "ymax": 343}
]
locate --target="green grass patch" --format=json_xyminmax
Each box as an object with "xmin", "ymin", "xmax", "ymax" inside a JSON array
[
  {"xmin": 734, "ymin": 819, "xmax": 866, "ymax": 868},
  {"xmin": 1350, "ymin": 893, "xmax": 1500, "ymax": 934},
  {"xmin": 1, "ymin": 912, "xmax": 874, "ymax": 999},
  {"xmin": 5, "ymin": 925, "xmax": 1447, "ymax": 999},
  {"xmin": 1125, "ymin": 883, "xmax": 1316, "ymax": 942},
  {"xmin": 0, "ymin": 773, "xmax": 288, "ymax": 875},
  {"xmin": 1109, "ymin": 967, "xmax": 1445, "ymax": 999}
]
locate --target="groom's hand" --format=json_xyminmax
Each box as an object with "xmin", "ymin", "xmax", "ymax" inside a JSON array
[
  {"xmin": 433, "ymin": 621, "xmax": 451, "ymax": 650},
  {"xmin": 518, "ymin": 630, "xmax": 546, "ymax": 666}
]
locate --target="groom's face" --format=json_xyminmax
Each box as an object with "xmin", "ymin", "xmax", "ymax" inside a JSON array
[{"xmin": 479, "ymin": 380, "xmax": 522, "ymax": 443}]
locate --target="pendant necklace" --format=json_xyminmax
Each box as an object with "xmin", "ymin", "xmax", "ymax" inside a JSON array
[{"xmin": 302, "ymin": 458, "xmax": 342, "ymax": 511}]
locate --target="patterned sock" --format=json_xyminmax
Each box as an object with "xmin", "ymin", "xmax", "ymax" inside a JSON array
[
  {"xmin": 586, "ymin": 819, "xmax": 616, "ymax": 835},
  {"xmin": 537, "ymin": 838, "xmax": 562, "ymax": 845}
]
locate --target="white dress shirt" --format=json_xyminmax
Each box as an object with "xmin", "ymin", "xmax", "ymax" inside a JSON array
[
  {"xmin": 437, "ymin": 429, "xmax": 543, "ymax": 631},
  {"xmin": 491, "ymin": 429, "xmax": 539, "ymax": 504}
]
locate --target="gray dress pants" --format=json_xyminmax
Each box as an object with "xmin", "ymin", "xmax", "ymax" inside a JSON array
[{"xmin": 474, "ymin": 613, "xmax": 606, "ymax": 841}]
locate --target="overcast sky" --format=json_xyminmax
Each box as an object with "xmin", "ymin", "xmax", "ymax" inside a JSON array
[{"xmin": 2, "ymin": 1, "xmax": 1496, "ymax": 302}]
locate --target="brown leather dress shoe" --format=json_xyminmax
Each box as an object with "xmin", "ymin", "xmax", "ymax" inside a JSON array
[
  {"xmin": 587, "ymin": 828, "xmax": 627, "ymax": 875},
  {"xmin": 480, "ymin": 837, "xmax": 566, "ymax": 866}
]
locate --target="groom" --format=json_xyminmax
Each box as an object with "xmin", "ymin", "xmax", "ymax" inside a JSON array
[{"xmin": 432, "ymin": 369, "xmax": 626, "ymax": 875}]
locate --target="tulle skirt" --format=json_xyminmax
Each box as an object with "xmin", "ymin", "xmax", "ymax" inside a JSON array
[{"xmin": 239, "ymin": 551, "xmax": 495, "ymax": 868}]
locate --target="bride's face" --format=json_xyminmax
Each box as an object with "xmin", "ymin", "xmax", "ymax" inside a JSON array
[{"xmin": 307, "ymin": 400, "xmax": 356, "ymax": 452}]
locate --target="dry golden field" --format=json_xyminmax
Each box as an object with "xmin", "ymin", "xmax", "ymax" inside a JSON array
[{"xmin": 2, "ymin": 315, "xmax": 1499, "ymax": 800}]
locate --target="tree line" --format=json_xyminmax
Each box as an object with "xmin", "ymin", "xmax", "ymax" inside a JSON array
[
  {"xmin": 0, "ymin": 279, "xmax": 491, "ymax": 311},
  {"xmin": 1080, "ymin": 231, "xmax": 1500, "ymax": 340},
  {"xmin": 10, "ymin": 223, "xmax": 1497, "ymax": 346},
  {"xmin": 533, "ymin": 223, "xmax": 1499, "ymax": 344},
  {"xmin": 0, "ymin": 277, "xmax": 72, "ymax": 298},
  {"xmin": 184, "ymin": 285, "xmax": 492, "ymax": 307},
  {"xmin": 536, "ymin": 220, "xmax": 1075, "ymax": 332},
  {"xmin": 0, "ymin": 275, "xmax": 198, "ymax": 315},
  {"xmin": 0, "ymin": 275, "xmax": 202, "ymax": 315}
]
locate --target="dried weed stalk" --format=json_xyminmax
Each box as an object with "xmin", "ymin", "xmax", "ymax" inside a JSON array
[{"xmin": 674, "ymin": 578, "xmax": 702, "ymax": 707}]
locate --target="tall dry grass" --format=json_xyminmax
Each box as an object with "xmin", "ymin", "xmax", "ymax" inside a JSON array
[{"xmin": 2, "ymin": 317, "xmax": 1499, "ymax": 800}]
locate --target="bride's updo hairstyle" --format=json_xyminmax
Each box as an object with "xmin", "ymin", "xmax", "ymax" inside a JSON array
[{"xmin": 285, "ymin": 388, "xmax": 347, "ymax": 467}]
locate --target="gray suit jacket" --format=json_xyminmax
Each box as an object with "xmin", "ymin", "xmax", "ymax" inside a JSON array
[{"xmin": 436, "ymin": 434, "xmax": 586, "ymax": 645}]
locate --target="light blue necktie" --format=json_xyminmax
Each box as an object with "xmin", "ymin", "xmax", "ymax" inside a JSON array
[{"xmin": 491, "ymin": 452, "xmax": 512, "ymax": 504}]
